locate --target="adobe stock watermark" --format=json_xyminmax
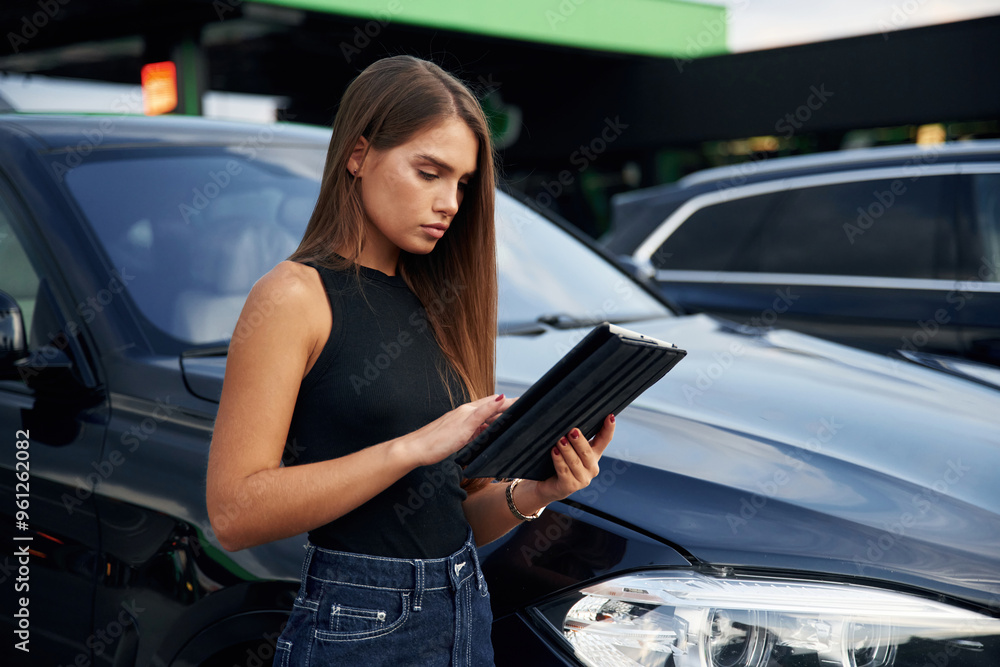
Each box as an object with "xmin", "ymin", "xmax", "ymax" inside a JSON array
[
  {"xmin": 852, "ymin": 458, "xmax": 971, "ymax": 574},
  {"xmin": 551, "ymin": 278, "xmax": 639, "ymax": 357},
  {"xmin": 76, "ymin": 267, "xmax": 136, "ymax": 326},
  {"xmin": 518, "ymin": 508, "xmax": 581, "ymax": 565},
  {"xmin": 61, "ymin": 396, "xmax": 177, "ymax": 514},
  {"xmin": 683, "ymin": 288, "xmax": 799, "ymax": 405},
  {"xmin": 710, "ymin": 152, "xmax": 774, "ymax": 203},
  {"xmin": 229, "ymin": 630, "xmax": 282, "ymax": 667},
  {"xmin": 349, "ymin": 279, "xmax": 467, "ymax": 395},
  {"xmin": 878, "ymin": 0, "xmax": 929, "ymax": 40},
  {"xmin": 546, "ymin": 0, "xmax": 588, "ymax": 30},
  {"xmin": 737, "ymin": 287, "xmax": 799, "ymax": 331},
  {"xmin": 918, "ymin": 634, "xmax": 992, "ymax": 667},
  {"xmin": 727, "ymin": 417, "xmax": 843, "ymax": 534},
  {"xmin": 895, "ymin": 287, "xmax": 973, "ymax": 360},
  {"xmin": 673, "ymin": 0, "xmax": 749, "ymax": 73},
  {"xmin": 7, "ymin": 0, "xmax": 71, "ymax": 54},
  {"xmin": 61, "ymin": 599, "xmax": 146, "ymax": 665},
  {"xmin": 393, "ymin": 464, "xmax": 456, "ymax": 524},
  {"xmin": 16, "ymin": 267, "xmax": 135, "ymax": 385},
  {"xmin": 229, "ymin": 268, "xmax": 302, "ymax": 347},
  {"xmin": 708, "ymin": 88, "xmax": 834, "ymax": 203},
  {"xmin": 50, "ymin": 93, "xmax": 145, "ymax": 180},
  {"xmin": 213, "ymin": 0, "xmax": 243, "ymax": 20},
  {"xmin": 178, "ymin": 112, "xmax": 298, "ymax": 223},
  {"xmin": 531, "ymin": 116, "xmax": 629, "ymax": 211},
  {"xmin": 339, "ymin": 0, "xmax": 404, "ymax": 63},
  {"xmin": 842, "ymin": 143, "xmax": 944, "ymax": 244},
  {"xmin": 889, "ymin": 254, "xmax": 1000, "ymax": 372},
  {"xmin": 199, "ymin": 439, "xmax": 307, "ymax": 555},
  {"xmin": 774, "ymin": 85, "xmax": 834, "ymax": 139},
  {"xmin": 520, "ymin": 454, "xmax": 633, "ymax": 565},
  {"xmin": 682, "ymin": 341, "xmax": 745, "ymax": 405}
]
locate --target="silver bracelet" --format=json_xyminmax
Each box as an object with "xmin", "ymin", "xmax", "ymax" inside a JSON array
[{"xmin": 506, "ymin": 478, "xmax": 543, "ymax": 521}]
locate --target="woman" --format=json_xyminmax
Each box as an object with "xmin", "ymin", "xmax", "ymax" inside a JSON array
[{"xmin": 205, "ymin": 55, "xmax": 615, "ymax": 666}]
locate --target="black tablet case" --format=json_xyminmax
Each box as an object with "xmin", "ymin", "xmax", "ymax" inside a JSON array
[{"xmin": 455, "ymin": 322, "xmax": 686, "ymax": 480}]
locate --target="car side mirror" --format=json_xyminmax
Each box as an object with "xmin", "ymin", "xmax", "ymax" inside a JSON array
[
  {"xmin": 0, "ymin": 289, "xmax": 29, "ymax": 379},
  {"xmin": 0, "ymin": 288, "xmax": 89, "ymax": 396}
]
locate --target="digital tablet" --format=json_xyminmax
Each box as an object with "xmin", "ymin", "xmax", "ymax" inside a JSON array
[{"xmin": 455, "ymin": 322, "xmax": 686, "ymax": 480}]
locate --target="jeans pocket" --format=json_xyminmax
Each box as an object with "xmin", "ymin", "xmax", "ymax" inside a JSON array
[
  {"xmin": 331, "ymin": 603, "xmax": 387, "ymax": 633},
  {"xmin": 315, "ymin": 590, "xmax": 410, "ymax": 642}
]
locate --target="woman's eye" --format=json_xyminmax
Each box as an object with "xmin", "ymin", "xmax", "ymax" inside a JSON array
[
  {"xmin": 418, "ymin": 170, "xmax": 437, "ymax": 181},
  {"xmin": 458, "ymin": 181, "xmax": 469, "ymax": 192}
]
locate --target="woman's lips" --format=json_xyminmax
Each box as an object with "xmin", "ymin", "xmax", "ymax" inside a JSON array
[{"xmin": 421, "ymin": 224, "xmax": 447, "ymax": 239}]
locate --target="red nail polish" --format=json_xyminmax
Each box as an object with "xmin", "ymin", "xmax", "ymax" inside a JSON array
[
  {"xmin": 495, "ymin": 393, "xmax": 504, "ymax": 402},
  {"xmin": 571, "ymin": 428, "xmax": 581, "ymax": 439},
  {"xmin": 553, "ymin": 447, "xmax": 560, "ymax": 456},
  {"xmin": 610, "ymin": 413, "xmax": 615, "ymax": 423},
  {"xmin": 559, "ymin": 437, "xmax": 569, "ymax": 447}
]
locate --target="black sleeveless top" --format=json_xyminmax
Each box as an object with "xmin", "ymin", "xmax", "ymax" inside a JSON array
[{"xmin": 284, "ymin": 260, "xmax": 471, "ymax": 558}]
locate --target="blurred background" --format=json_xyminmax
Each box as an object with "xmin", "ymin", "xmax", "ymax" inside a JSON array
[{"xmin": 2, "ymin": 0, "xmax": 999, "ymax": 237}]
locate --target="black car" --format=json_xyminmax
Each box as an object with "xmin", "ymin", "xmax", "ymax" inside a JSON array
[
  {"xmin": 1, "ymin": 114, "xmax": 999, "ymax": 667},
  {"xmin": 602, "ymin": 141, "xmax": 1000, "ymax": 367}
]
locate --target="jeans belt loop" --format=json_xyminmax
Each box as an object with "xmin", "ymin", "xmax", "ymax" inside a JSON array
[
  {"xmin": 468, "ymin": 540, "xmax": 486, "ymax": 593},
  {"xmin": 296, "ymin": 543, "xmax": 316, "ymax": 601},
  {"xmin": 412, "ymin": 559, "xmax": 425, "ymax": 612}
]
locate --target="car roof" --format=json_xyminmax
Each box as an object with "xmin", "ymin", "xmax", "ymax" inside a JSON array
[
  {"xmin": 603, "ymin": 139, "xmax": 1000, "ymax": 254},
  {"xmin": 0, "ymin": 113, "xmax": 332, "ymax": 150},
  {"xmin": 0, "ymin": 113, "xmax": 527, "ymax": 216},
  {"xmin": 677, "ymin": 139, "xmax": 1000, "ymax": 188}
]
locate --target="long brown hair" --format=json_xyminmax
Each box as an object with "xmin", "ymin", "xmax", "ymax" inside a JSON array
[{"xmin": 290, "ymin": 56, "xmax": 498, "ymax": 425}]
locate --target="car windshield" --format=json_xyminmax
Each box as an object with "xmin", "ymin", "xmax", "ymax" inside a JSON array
[
  {"xmin": 63, "ymin": 145, "xmax": 669, "ymax": 349},
  {"xmin": 494, "ymin": 195, "xmax": 670, "ymax": 333}
]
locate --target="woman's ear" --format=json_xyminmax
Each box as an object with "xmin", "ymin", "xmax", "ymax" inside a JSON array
[{"xmin": 347, "ymin": 136, "xmax": 369, "ymax": 177}]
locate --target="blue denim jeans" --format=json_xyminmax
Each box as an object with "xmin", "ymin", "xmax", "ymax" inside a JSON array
[{"xmin": 273, "ymin": 529, "xmax": 493, "ymax": 666}]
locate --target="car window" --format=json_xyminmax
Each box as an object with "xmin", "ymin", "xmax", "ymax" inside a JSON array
[
  {"xmin": 972, "ymin": 173, "xmax": 1000, "ymax": 281},
  {"xmin": 757, "ymin": 176, "xmax": 956, "ymax": 279},
  {"xmin": 650, "ymin": 193, "xmax": 781, "ymax": 271},
  {"xmin": 63, "ymin": 148, "xmax": 325, "ymax": 345},
  {"xmin": 62, "ymin": 146, "xmax": 670, "ymax": 350},
  {"xmin": 0, "ymin": 201, "xmax": 40, "ymax": 342}
]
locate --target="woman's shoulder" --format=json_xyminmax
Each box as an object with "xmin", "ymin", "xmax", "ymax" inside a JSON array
[
  {"xmin": 232, "ymin": 261, "xmax": 332, "ymax": 362},
  {"xmin": 245, "ymin": 260, "xmax": 329, "ymax": 320}
]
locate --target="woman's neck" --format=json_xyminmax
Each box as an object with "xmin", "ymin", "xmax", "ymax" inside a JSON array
[
  {"xmin": 357, "ymin": 248, "xmax": 399, "ymax": 276},
  {"xmin": 337, "ymin": 238, "xmax": 400, "ymax": 277}
]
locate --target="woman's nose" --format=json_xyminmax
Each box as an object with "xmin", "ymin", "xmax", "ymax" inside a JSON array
[{"xmin": 436, "ymin": 186, "xmax": 460, "ymax": 217}]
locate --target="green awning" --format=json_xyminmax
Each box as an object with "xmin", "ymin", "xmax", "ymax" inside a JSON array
[{"xmin": 256, "ymin": 0, "xmax": 728, "ymax": 59}]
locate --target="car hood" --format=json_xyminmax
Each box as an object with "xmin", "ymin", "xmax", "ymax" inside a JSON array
[
  {"xmin": 180, "ymin": 314, "xmax": 1000, "ymax": 607},
  {"xmin": 495, "ymin": 314, "xmax": 1000, "ymax": 609}
]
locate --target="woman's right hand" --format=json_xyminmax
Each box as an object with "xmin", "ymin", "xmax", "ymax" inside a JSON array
[{"xmin": 405, "ymin": 394, "xmax": 516, "ymax": 467}]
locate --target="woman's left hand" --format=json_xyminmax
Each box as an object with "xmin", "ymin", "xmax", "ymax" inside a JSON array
[
  {"xmin": 530, "ymin": 413, "xmax": 616, "ymax": 505},
  {"xmin": 463, "ymin": 413, "xmax": 616, "ymax": 546}
]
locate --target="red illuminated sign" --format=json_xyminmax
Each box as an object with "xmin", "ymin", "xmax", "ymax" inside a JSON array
[{"xmin": 141, "ymin": 61, "xmax": 178, "ymax": 116}]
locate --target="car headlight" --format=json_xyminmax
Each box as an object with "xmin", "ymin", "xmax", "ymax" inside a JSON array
[{"xmin": 530, "ymin": 571, "xmax": 1000, "ymax": 667}]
